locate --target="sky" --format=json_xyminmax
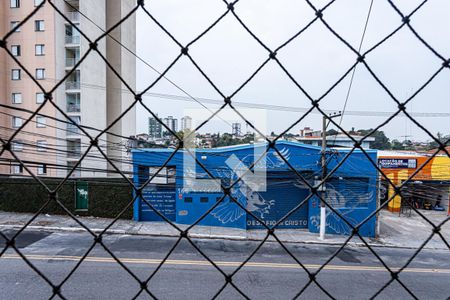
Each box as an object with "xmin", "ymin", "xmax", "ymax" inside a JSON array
[{"xmin": 134, "ymin": 0, "xmax": 450, "ymax": 142}]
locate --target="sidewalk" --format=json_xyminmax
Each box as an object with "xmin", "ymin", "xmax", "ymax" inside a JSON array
[{"xmin": 0, "ymin": 210, "xmax": 448, "ymax": 249}]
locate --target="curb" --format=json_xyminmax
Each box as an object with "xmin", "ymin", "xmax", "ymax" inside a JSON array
[
  {"xmin": 0, "ymin": 224, "xmax": 436, "ymax": 250},
  {"xmin": 2, "ymin": 224, "xmax": 447, "ymax": 250}
]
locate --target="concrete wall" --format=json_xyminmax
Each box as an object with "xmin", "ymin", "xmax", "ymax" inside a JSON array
[
  {"xmin": 54, "ymin": 0, "xmax": 68, "ymax": 177},
  {"xmin": 78, "ymin": 0, "xmax": 108, "ymax": 177},
  {"xmin": 106, "ymin": 0, "xmax": 136, "ymax": 176}
]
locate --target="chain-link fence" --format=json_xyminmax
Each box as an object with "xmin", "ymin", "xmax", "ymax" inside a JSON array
[{"xmin": 1, "ymin": 0, "xmax": 449, "ymax": 299}]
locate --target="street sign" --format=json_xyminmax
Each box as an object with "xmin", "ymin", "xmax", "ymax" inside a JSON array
[{"xmin": 378, "ymin": 158, "xmax": 417, "ymax": 169}]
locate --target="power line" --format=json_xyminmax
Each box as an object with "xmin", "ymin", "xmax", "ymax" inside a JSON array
[
  {"xmin": 0, "ymin": 131, "xmax": 134, "ymax": 167},
  {"xmin": 62, "ymin": 0, "xmax": 233, "ymax": 128},
  {"xmin": 2, "ymin": 68, "xmax": 448, "ymax": 119},
  {"xmin": 0, "ymin": 103, "xmax": 137, "ymax": 147},
  {"xmin": 59, "ymin": 3, "xmax": 450, "ymax": 120},
  {"xmin": 338, "ymin": 0, "xmax": 374, "ymax": 125}
]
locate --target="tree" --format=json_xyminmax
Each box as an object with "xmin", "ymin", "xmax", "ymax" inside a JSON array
[
  {"xmin": 355, "ymin": 129, "xmax": 391, "ymax": 150},
  {"xmin": 326, "ymin": 129, "xmax": 339, "ymax": 136},
  {"xmin": 391, "ymin": 139, "xmax": 404, "ymax": 150},
  {"xmin": 427, "ymin": 132, "xmax": 449, "ymax": 150},
  {"xmin": 176, "ymin": 129, "xmax": 193, "ymax": 141}
]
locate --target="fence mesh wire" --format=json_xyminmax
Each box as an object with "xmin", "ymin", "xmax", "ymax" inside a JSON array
[{"xmin": 1, "ymin": 0, "xmax": 449, "ymax": 299}]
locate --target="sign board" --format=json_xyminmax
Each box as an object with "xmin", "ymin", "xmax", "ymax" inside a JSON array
[
  {"xmin": 140, "ymin": 188, "xmax": 176, "ymax": 221},
  {"xmin": 378, "ymin": 158, "xmax": 417, "ymax": 169},
  {"xmin": 75, "ymin": 181, "xmax": 88, "ymax": 210}
]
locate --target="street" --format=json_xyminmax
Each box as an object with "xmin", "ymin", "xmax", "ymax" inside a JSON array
[{"xmin": 0, "ymin": 230, "xmax": 449, "ymax": 299}]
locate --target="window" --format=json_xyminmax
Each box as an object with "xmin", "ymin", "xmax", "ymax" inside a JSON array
[
  {"xmin": 34, "ymin": 0, "xmax": 44, "ymax": 6},
  {"xmin": 12, "ymin": 93, "xmax": 22, "ymax": 104},
  {"xmin": 11, "ymin": 164, "xmax": 23, "ymax": 174},
  {"xmin": 12, "ymin": 116, "xmax": 22, "ymax": 128},
  {"xmin": 11, "ymin": 45, "xmax": 21, "ymax": 56},
  {"xmin": 36, "ymin": 116, "xmax": 46, "ymax": 128},
  {"xmin": 12, "ymin": 141, "xmax": 23, "ymax": 152},
  {"xmin": 66, "ymin": 48, "xmax": 80, "ymax": 67},
  {"xmin": 10, "ymin": 0, "xmax": 20, "ymax": 8},
  {"xmin": 67, "ymin": 116, "xmax": 81, "ymax": 134},
  {"xmin": 148, "ymin": 166, "xmax": 176, "ymax": 184},
  {"xmin": 36, "ymin": 68, "xmax": 45, "ymax": 80},
  {"xmin": 200, "ymin": 197, "xmax": 209, "ymax": 203},
  {"xmin": 36, "ymin": 93, "xmax": 45, "ymax": 104},
  {"xmin": 37, "ymin": 164, "xmax": 47, "ymax": 175},
  {"xmin": 65, "ymin": 25, "xmax": 81, "ymax": 44},
  {"xmin": 11, "ymin": 69, "xmax": 21, "ymax": 80},
  {"xmin": 35, "ymin": 20, "xmax": 44, "ymax": 32},
  {"xmin": 67, "ymin": 139, "xmax": 81, "ymax": 158},
  {"xmin": 184, "ymin": 197, "xmax": 193, "ymax": 203},
  {"xmin": 66, "ymin": 70, "xmax": 80, "ymax": 89},
  {"xmin": 35, "ymin": 44, "xmax": 45, "ymax": 56},
  {"xmin": 37, "ymin": 140, "xmax": 47, "ymax": 152},
  {"xmin": 10, "ymin": 21, "xmax": 20, "ymax": 32},
  {"xmin": 66, "ymin": 93, "xmax": 80, "ymax": 112}
]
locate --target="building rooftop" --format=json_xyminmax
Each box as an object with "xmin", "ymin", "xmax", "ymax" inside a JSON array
[
  {"xmin": 132, "ymin": 140, "xmax": 377, "ymax": 154},
  {"xmin": 427, "ymin": 146, "xmax": 450, "ymax": 156},
  {"xmin": 297, "ymin": 134, "xmax": 375, "ymax": 141}
]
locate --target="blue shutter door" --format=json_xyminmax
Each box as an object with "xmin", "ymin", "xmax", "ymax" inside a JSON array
[{"xmin": 247, "ymin": 178, "xmax": 309, "ymax": 229}]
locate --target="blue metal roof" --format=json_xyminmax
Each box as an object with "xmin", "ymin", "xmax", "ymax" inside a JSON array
[{"xmin": 132, "ymin": 140, "xmax": 376, "ymax": 154}]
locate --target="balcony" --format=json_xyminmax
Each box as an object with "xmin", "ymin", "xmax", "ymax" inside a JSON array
[
  {"xmin": 67, "ymin": 116, "xmax": 81, "ymax": 136},
  {"xmin": 67, "ymin": 138, "xmax": 81, "ymax": 158},
  {"xmin": 66, "ymin": 57, "xmax": 80, "ymax": 68},
  {"xmin": 67, "ymin": 148, "xmax": 81, "ymax": 158},
  {"xmin": 67, "ymin": 103, "xmax": 80, "ymax": 113},
  {"xmin": 67, "ymin": 124, "xmax": 80, "ymax": 135},
  {"xmin": 65, "ymin": 35, "xmax": 80, "ymax": 45},
  {"xmin": 66, "ymin": 11, "xmax": 80, "ymax": 23},
  {"xmin": 66, "ymin": 81, "xmax": 80, "ymax": 90}
]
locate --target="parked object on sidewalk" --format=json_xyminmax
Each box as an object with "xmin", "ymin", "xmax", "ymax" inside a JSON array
[{"xmin": 399, "ymin": 198, "xmax": 412, "ymax": 217}]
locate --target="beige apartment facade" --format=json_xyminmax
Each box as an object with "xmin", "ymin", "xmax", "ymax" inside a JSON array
[{"xmin": 0, "ymin": 0, "xmax": 136, "ymax": 178}]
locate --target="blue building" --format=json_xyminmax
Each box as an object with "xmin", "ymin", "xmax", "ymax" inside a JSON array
[{"xmin": 132, "ymin": 141, "xmax": 378, "ymax": 237}]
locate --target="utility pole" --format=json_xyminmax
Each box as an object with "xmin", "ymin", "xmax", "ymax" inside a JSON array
[{"xmin": 319, "ymin": 112, "xmax": 341, "ymax": 240}]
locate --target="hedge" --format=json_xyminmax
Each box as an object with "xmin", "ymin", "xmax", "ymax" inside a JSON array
[{"xmin": 0, "ymin": 176, "xmax": 134, "ymax": 219}]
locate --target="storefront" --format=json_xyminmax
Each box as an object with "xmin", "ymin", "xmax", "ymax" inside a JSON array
[
  {"xmin": 132, "ymin": 141, "xmax": 378, "ymax": 237},
  {"xmin": 378, "ymin": 153, "xmax": 450, "ymax": 214}
]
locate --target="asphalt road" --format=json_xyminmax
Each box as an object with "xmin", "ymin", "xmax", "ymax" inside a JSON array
[{"xmin": 0, "ymin": 230, "xmax": 449, "ymax": 299}]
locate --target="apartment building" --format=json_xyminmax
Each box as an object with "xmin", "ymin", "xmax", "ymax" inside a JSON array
[
  {"xmin": 148, "ymin": 115, "xmax": 162, "ymax": 139},
  {"xmin": 0, "ymin": 0, "xmax": 136, "ymax": 177},
  {"xmin": 162, "ymin": 116, "xmax": 178, "ymax": 134},
  {"xmin": 180, "ymin": 115, "xmax": 192, "ymax": 131}
]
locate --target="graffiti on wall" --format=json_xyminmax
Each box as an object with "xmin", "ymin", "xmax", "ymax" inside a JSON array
[
  {"xmin": 210, "ymin": 148, "xmax": 290, "ymax": 224},
  {"xmin": 309, "ymin": 180, "xmax": 374, "ymax": 235}
]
